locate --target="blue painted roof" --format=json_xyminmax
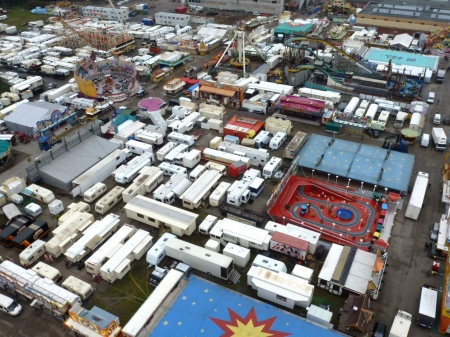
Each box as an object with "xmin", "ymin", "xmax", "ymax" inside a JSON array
[
  {"xmin": 149, "ymin": 276, "xmax": 345, "ymax": 337},
  {"xmin": 297, "ymin": 134, "xmax": 414, "ymax": 192}
]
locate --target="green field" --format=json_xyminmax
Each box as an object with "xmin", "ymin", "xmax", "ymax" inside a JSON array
[{"xmin": 2, "ymin": 9, "xmax": 51, "ymax": 30}]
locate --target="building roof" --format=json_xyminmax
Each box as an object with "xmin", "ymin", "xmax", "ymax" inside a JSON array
[
  {"xmin": 359, "ymin": 2, "xmax": 450, "ymax": 23},
  {"xmin": 79, "ymin": 306, "xmax": 118, "ymax": 329},
  {"xmin": 274, "ymin": 22, "xmax": 314, "ymax": 35},
  {"xmin": 4, "ymin": 101, "xmax": 66, "ymax": 129},
  {"xmin": 271, "ymin": 231, "xmax": 309, "ymax": 251},
  {"xmin": 37, "ymin": 136, "xmax": 120, "ymax": 185},
  {"xmin": 388, "ymin": 33, "xmax": 413, "ymax": 48}
]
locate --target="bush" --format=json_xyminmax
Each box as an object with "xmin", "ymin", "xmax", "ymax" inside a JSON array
[{"xmin": 24, "ymin": 1, "xmax": 46, "ymax": 10}]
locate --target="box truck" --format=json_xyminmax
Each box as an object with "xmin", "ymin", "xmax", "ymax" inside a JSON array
[
  {"xmin": 432, "ymin": 127, "xmax": 447, "ymax": 151},
  {"xmin": 405, "ymin": 172, "xmax": 429, "ymax": 220},
  {"xmin": 389, "ymin": 310, "xmax": 412, "ymax": 337},
  {"xmin": 416, "ymin": 285, "xmax": 437, "ymax": 328}
]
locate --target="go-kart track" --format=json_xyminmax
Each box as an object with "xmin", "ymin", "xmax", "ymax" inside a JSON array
[{"xmin": 269, "ymin": 176, "xmax": 391, "ymax": 251}]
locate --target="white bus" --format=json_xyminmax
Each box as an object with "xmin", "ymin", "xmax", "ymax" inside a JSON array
[
  {"xmin": 164, "ymin": 144, "xmax": 189, "ymax": 164},
  {"xmin": 167, "ymin": 131, "xmax": 195, "ymax": 146},
  {"xmin": 180, "ymin": 170, "xmax": 221, "ymax": 209},
  {"xmin": 153, "ymin": 173, "xmax": 191, "ymax": 204},
  {"xmin": 158, "ymin": 162, "xmax": 188, "ymax": 176},
  {"xmin": 114, "ymin": 152, "xmax": 155, "ymax": 184},
  {"xmin": 125, "ymin": 140, "xmax": 153, "ymax": 155},
  {"xmin": 64, "ymin": 214, "xmax": 121, "ymax": 263},
  {"xmin": 85, "ymin": 223, "xmax": 136, "ymax": 276},
  {"xmin": 95, "ymin": 186, "xmax": 125, "ymax": 215},
  {"xmin": 83, "ymin": 183, "xmax": 107, "ymax": 203},
  {"xmin": 146, "ymin": 232, "xmax": 177, "ymax": 267},
  {"xmin": 100, "ymin": 229, "xmax": 153, "ymax": 283},
  {"xmin": 122, "ymin": 269, "xmax": 184, "ymax": 337},
  {"xmin": 45, "ymin": 213, "xmax": 95, "ymax": 258},
  {"xmin": 156, "ymin": 142, "xmax": 178, "ymax": 161},
  {"xmin": 189, "ymin": 164, "xmax": 207, "ymax": 182},
  {"xmin": 218, "ymin": 141, "xmax": 269, "ymax": 166},
  {"xmin": 263, "ymin": 157, "xmax": 282, "ymax": 179},
  {"xmin": 24, "ymin": 184, "xmax": 55, "ymax": 204},
  {"xmin": 209, "ymin": 182, "xmax": 231, "ymax": 207},
  {"xmin": 123, "ymin": 166, "xmax": 163, "ymax": 203},
  {"xmin": 134, "ymin": 129, "xmax": 164, "ymax": 146}
]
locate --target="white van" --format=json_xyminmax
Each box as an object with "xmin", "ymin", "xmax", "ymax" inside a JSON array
[
  {"xmin": 189, "ymin": 164, "xmax": 207, "ymax": 182},
  {"xmin": 19, "ymin": 239, "xmax": 46, "ymax": 267},
  {"xmin": 269, "ymin": 132, "xmax": 287, "ymax": 150},
  {"xmin": 427, "ymin": 92, "xmax": 435, "ymax": 104},
  {"xmin": 434, "ymin": 114, "xmax": 441, "ymax": 125},
  {"xmin": 24, "ymin": 203, "xmax": 42, "ymax": 217},
  {"xmin": 198, "ymin": 215, "xmax": 218, "ymax": 235},
  {"xmin": 84, "ymin": 183, "xmax": 107, "ymax": 203},
  {"xmin": 0, "ymin": 294, "xmax": 22, "ymax": 316},
  {"xmin": 421, "ymin": 134, "xmax": 430, "ymax": 148}
]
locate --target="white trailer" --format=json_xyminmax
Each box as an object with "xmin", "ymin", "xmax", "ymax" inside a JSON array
[
  {"xmin": 263, "ymin": 157, "xmax": 282, "ymax": 179},
  {"xmin": 134, "ymin": 129, "xmax": 164, "ymax": 146},
  {"xmin": 153, "ymin": 173, "xmax": 191, "ymax": 204},
  {"xmin": 125, "ymin": 140, "xmax": 153, "ymax": 155},
  {"xmin": 405, "ymin": 172, "xmax": 429, "ymax": 220},
  {"xmin": 164, "ymin": 144, "xmax": 189, "ymax": 164},
  {"xmin": 180, "ymin": 170, "xmax": 221, "ymax": 209},
  {"xmin": 389, "ymin": 310, "xmax": 412, "ymax": 337},
  {"xmin": 344, "ymin": 97, "xmax": 360, "ymax": 115},
  {"xmin": 218, "ymin": 141, "xmax": 269, "ymax": 166},
  {"xmin": 114, "ymin": 152, "xmax": 155, "ymax": 184},
  {"xmin": 58, "ymin": 202, "xmax": 90, "ymax": 225},
  {"xmin": 199, "ymin": 215, "xmax": 219, "ymax": 235},
  {"xmin": 165, "ymin": 238, "xmax": 236, "ymax": 281},
  {"xmin": 24, "ymin": 184, "xmax": 55, "ymax": 204},
  {"xmin": 269, "ymin": 132, "xmax": 287, "ymax": 150},
  {"xmin": 167, "ymin": 131, "xmax": 194, "ymax": 146},
  {"xmin": 298, "ymin": 87, "xmax": 341, "ymax": 104},
  {"xmin": 71, "ymin": 149, "xmax": 128, "ymax": 197},
  {"xmin": 123, "ymin": 166, "xmax": 163, "ymax": 203},
  {"xmin": 209, "ymin": 182, "xmax": 231, "ymax": 207},
  {"xmin": 114, "ymin": 121, "xmax": 146, "ymax": 142},
  {"xmin": 364, "ymin": 103, "xmax": 378, "ymax": 120},
  {"xmin": 158, "ymin": 162, "xmax": 188, "ymax": 176},
  {"xmin": 64, "ymin": 214, "xmax": 121, "ymax": 263},
  {"xmin": 156, "ymin": 142, "xmax": 178, "ymax": 161},
  {"xmin": 169, "ymin": 112, "xmax": 200, "ymax": 134},
  {"xmin": 122, "ymin": 269, "xmax": 184, "ymax": 337},
  {"xmin": 19, "ymin": 240, "xmax": 46, "ymax": 267},
  {"xmin": 85, "ymin": 224, "xmax": 137, "ymax": 276},
  {"xmin": 202, "ymin": 148, "xmax": 251, "ymax": 168},
  {"xmin": 227, "ymin": 169, "xmax": 261, "ymax": 206},
  {"xmin": 100, "ymin": 229, "xmax": 153, "ymax": 283},
  {"xmin": 61, "ymin": 276, "xmax": 94, "ymax": 301},
  {"xmin": 83, "ymin": 183, "xmax": 107, "ymax": 203},
  {"xmin": 146, "ymin": 232, "xmax": 177, "ymax": 267},
  {"xmin": 95, "ymin": 186, "xmax": 125, "ymax": 215},
  {"xmin": 148, "ymin": 110, "xmax": 168, "ymax": 130},
  {"xmin": 416, "ymin": 286, "xmax": 437, "ymax": 328},
  {"xmin": 210, "ymin": 218, "xmax": 272, "ymax": 250},
  {"xmin": 182, "ymin": 149, "xmax": 201, "ymax": 168}
]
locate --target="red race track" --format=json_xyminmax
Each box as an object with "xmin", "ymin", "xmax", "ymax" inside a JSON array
[{"xmin": 269, "ymin": 176, "xmax": 387, "ymax": 251}]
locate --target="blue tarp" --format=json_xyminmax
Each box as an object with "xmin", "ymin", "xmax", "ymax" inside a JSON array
[{"xmin": 188, "ymin": 83, "xmax": 199, "ymax": 92}]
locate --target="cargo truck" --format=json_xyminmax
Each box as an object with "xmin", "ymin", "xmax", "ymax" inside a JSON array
[
  {"xmin": 389, "ymin": 310, "xmax": 412, "ymax": 337},
  {"xmin": 436, "ymin": 69, "xmax": 446, "ymax": 84},
  {"xmin": 432, "ymin": 127, "xmax": 447, "ymax": 151},
  {"xmin": 405, "ymin": 172, "xmax": 428, "ymax": 220},
  {"xmin": 416, "ymin": 285, "xmax": 437, "ymax": 329}
]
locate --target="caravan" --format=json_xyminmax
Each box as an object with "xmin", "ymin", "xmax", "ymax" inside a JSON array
[
  {"xmin": 158, "ymin": 162, "xmax": 188, "ymax": 176},
  {"xmin": 114, "ymin": 152, "xmax": 155, "ymax": 184},
  {"xmin": 156, "ymin": 142, "xmax": 178, "ymax": 161},
  {"xmin": 146, "ymin": 232, "xmax": 176, "ymax": 267},
  {"xmin": 83, "ymin": 183, "xmax": 107, "ymax": 203},
  {"xmin": 209, "ymin": 182, "xmax": 231, "ymax": 207},
  {"xmin": 125, "ymin": 140, "xmax": 153, "ymax": 155},
  {"xmin": 95, "ymin": 186, "xmax": 125, "ymax": 215},
  {"xmin": 189, "ymin": 165, "xmax": 207, "ymax": 182},
  {"xmin": 19, "ymin": 240, "xmax": 46, "ymax": 267},
  {"xmin": 24, "ymin": 184, "xmax": 55, "ymax": 204},
  {"xmin": 164, "ymin": 144, "xmax": 189, "ymax": 164},
  {"xmin": 263, "ymin": 157, "xmax": 282, "ymax": 179},
  {"xmin": 269, "ymin": 132, "xmax": 287, "ymax": 150},
  {"xmin": 167, "ymin": 132, "xmax": 195, "ymax": 146}
]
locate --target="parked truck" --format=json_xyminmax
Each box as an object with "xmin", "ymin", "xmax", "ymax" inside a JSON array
[
  {"xmin": 416, "ymin": 285, "xmax": 437, "ymax": 329},
  {"xmin": 436, "ymin": 69, "xmax": 446, "ymax": 84},
  {"xmin": 389, "ymin": 310, "xmax": 412, "ymax": 337},
  {"xmin": 405, "ymin": 172, "xmax": 428, "ymax": 220},
  {"xmin": 432, "ymin": 127, "xmax": 447, "ymax": 151}
]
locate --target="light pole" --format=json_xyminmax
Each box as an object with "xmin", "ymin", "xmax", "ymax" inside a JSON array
[
  {"xmin": 312, "ymin": 169, "xmax": 315, "ymax": 179},
  {"xmin": 339, "ymin": 233, "xmax": 342, "ymax": 244},
  {"xmin": 366, "ymin": 229, "xmax": 370, "ymax": 240},
  {"xmin": 373, "ymin": 184, "xmax": 377, "ymax": 192},
  {"xmin": 333, "ymin": 223, "xmax": 336, "ymax": 233},
  {"xmin": 335, "ymin": 176, "xmax": 339, "ymax": 185},
  {"xmin": 283, "ymin": 216, "xmax": 286, "ymax": 225},
  {"xmin": 384, "ymin": 188, "xmax": 388, "ymax": 197},
  {"xmin": 348, "ymin": 179, "xmax": 351, "ymax": 186},
  {"xmin": 327, "ymin": 174, "xmax": 330, "ymax": 183},
  {"xmin": 347, "ymin": 228, "xmax": 350, "ymax": 238}
]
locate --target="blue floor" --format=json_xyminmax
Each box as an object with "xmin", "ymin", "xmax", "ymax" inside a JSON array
[
  {"xmin": 297, "ymin": 134, "xmax": 415, "ymax": 192},
  {"xmin": 149, "ymin": 276, "xmax": 346, "ymax": 337}
]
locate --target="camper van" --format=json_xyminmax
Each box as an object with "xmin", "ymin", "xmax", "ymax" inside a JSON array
[
  {"xmin": 95, "ymin": 186, "xmax": 125, "ymax": 215},
  {"xmin": 158, "ymin": 162, "xmax": 188, "ymax": 176},
  {"xmin": 146, "ymin": 232, "xmax": 177, "ymax": 267},
  {"xmin": 209, "ymin": 182, "xmax": 231, "ymax": 207},
  {"xmin": 19, "ymin": 239, "xmax": 46, "ymax": 267},
  {"xmin": 61, "ymin": 276, "xmax": 94, "ymax": 300},
  {"xmin": 263, "ymin": 157, "xmax": 282, "ymax": 179},
  {"xmin": 24, "ymin": 184, "xmax": 55, "ymax": 204},
  {"xmin": 156, "ymin": 142, "xmax": 178, "ymax": 161},
  {"xmin": 269, "ymin": 132, "xmax": 287, "ymax": 150},
  {"xmin": 205, "ymin": 161, "xmax": 227, "ymax": 176},
  {"xmin": 125, "ymin": 140, "xmax": 153, "ymax": 155},
  {"xmin": 189, "ymin": 165, "xmax": 207, "ymax": 182},
  {"xmin": 31, "ymin": 262, "xmax": 63, "ymax": 283},
  {"xmin": 25, "ymin": 203, "xmax": 42, "ymax": 217},
  {"xmin": 83, "ymin": 183, "xmax": 107, "ymax": 203}
]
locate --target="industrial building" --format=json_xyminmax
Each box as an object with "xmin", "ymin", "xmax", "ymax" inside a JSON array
[
  {"xmin": 190, "ymin": 0, "xmax": 284, "ymax": 15},
  {"xmin": 356, "ymin": 2, "xmax": 450, "ymax": 33},
  {"xmin": 82, "ymin": 6, "xmax": 129, "ymax": 21}
]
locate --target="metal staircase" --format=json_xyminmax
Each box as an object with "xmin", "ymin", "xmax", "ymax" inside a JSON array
[{"xmin": 228, "ymin": 269, "xmax": 241, "ymax": 284}]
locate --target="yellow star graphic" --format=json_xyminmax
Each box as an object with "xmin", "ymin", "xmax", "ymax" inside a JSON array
[
  {"xmin": 204, "ymin": 289, "xmax": 209, "ymax": 293},
  {"xmin": 163, "ymin": 321, "xmax": 169, "ymax": 326},
  {"xmin": 178, "ymin": 321, "xmax": 182, "ymax": 326},
  {"xmin": 227, "ymin": 319, "xmax": 273, "ymax": 337}
]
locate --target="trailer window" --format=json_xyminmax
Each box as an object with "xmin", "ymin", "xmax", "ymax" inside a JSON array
[{"xmin": 137, "ymin": 213, "xmax": 144, "ymax": 218}]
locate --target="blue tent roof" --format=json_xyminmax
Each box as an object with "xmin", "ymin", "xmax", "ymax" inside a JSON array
[{"xmin": 188, "ymin": 83, "xmax": 199, "ymax": 92}]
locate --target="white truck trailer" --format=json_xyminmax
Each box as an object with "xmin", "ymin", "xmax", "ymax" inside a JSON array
[
  {"xmin": 405, "ymin": 172, "xmax": 429, "ymax": 220},
  {"xmin": 432, "ymin": 127, "xmax": 447, "ymax": 151},
  {"xmin": 389, "ymin": 310, "xmax": 412, "ymax": 337},
  {"xmin": 416, "ymin": 286, "xmax": 437, "ymax": 329},
  {"xmin": 114, "ymin": 152, "xmax": 155, "ymax": 184}
]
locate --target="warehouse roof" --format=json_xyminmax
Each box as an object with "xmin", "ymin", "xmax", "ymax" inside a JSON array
[
  {"xmin": 359, "ymin": 2, "xmax": 450, "ymax": 23},
  {"xmin": 4, "ymin": 101, "xmax": 66, "ymax": 129},
  {"xmin": 38, "ymin": 136, "xmax": 119, "ymax": 185}
]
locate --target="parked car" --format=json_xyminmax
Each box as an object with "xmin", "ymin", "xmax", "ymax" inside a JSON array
[
  {"xmin": 129, "ymin": 11, "xmax": 138, "ymax": 16},
  {"xmin": 253, "ymin": 11, "xmax": 261, "ymax": 15},
  {"xmin": 21, "ymin": 22, "xmax": 28, "ymax": 26},
  {"xmin": 430, "ymin": 222, "xmax": 439, "ymax": 242},
  {"xmin": 206, "ymin": 11, "xmax": 218, "ymax": 16},
  {"xmin": 444, "ymin": 116, "xmax": 450, "ymax": 125},
  {"xmin": 136, "ymin": 89, "xmax": 147, "ymax": 98},
  {"xmin": 0, "ymin": 294, "xmax": 22, "ymax": 316},
  {"xmin": 372, "ymin": 322, "xmax": 387, "ymax": 337},
  {"xmin": 47, "ymin": 83, "xmax": 57, "ymax": 89}
]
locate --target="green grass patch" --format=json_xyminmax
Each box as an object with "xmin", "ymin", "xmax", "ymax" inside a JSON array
[{"xmin": 3, "ymin": 9, "xmax": 51, "ymax": 30}]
